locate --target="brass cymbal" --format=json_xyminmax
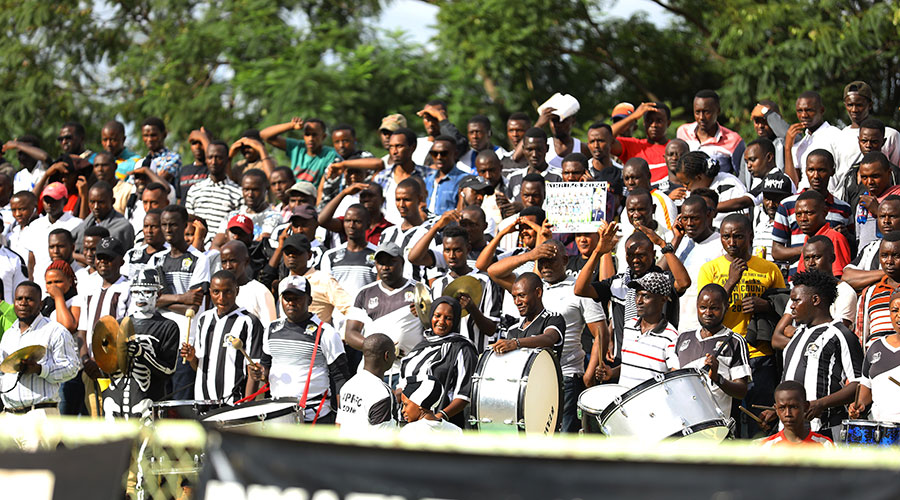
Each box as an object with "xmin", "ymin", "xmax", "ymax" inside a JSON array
[
  {"xmin": 93, "ymin": 315, "xmax": 123, "ymax": 374},
  {"xmin": 443, "ymin": 275, "xmax": 483, "ymax": 318},
  {"xmin": 0, "ymin": 345, "xmax": 46, "ymax": 374},
  {"xmin": 414, "ymin": 282, "xmax": 432, "ymax": 327}
]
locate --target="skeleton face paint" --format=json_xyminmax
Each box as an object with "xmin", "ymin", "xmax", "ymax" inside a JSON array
[{"xmin": 130, "ymin": 287, "xmax": 159, "ymax": 318}]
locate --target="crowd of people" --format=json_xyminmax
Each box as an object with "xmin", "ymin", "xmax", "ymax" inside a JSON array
[{"xmin": 1, "ymin": 80, "xmax": 897, "ymax": 449}]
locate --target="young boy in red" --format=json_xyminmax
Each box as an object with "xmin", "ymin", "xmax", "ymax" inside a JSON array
[
  {"xmin": 794, "ymin": 190, "xmax": 851, "ymax": 278},
  {"xmin": 759, "ymin": 381, "xmax": 834, "ymax": 448}
]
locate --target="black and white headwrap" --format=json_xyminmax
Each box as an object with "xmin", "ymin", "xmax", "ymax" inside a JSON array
[
  {"xmin": 627, "ymin": 271, "xmax": 673, "ymax": 298},
  {"xmin": 402, "ymin": 376, "xmax": 444, "ymax": 411}
]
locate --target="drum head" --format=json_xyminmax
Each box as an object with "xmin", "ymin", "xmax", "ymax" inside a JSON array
[
  {"xmin": 577, "ymin": 385, "xmax": 629, "ymax": 414},
  {"xmin": 202, "ymin": 398, "xmax": 300, "ymax": 425},
  {"xmin": 522, "ymin": 349, "xmax": 561, "ymax": 435}
]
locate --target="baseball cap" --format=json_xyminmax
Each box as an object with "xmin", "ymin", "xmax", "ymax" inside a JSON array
[
  {"xmin": 227, "ymin": 214, "xmax": 253, "ymax": 235},
  {"xmin": 287, "ymin": 181, "xmax": 317, "ymax": 198},
  {"xmin": 283, "ymin": 233, "xmax": 311, "ymax": 253},
  {"xmin": 289, "ymin": 203, "xmax": 317, "ymax": 220},
  {"xmin": 761, "ymin": 172, "xmax": 793, "ymax": 196},
  {"xmin": 611, "ymin": 102, "xmax": 635, "ymax": 119},
  {"xmin": 627, "ymin": 272, "xmax": 673, "ymax": 297},
  {"xmin": 843, "ymin": 81, "xmax": 873, "ymax": 101},
  {"xmin": 281, "ymin": 275, "xmax": 311, "ymax": 296},
  {"xmin": 95, "ymin": 237, "xmax": 125, "ymax": 259},
  {"xmin": 42, "ymin": 182, "xmax": 68, "ymax": 201},
  {"xmin": 401, "ymin": 376, "xmax": 444, "ymax": 412},
  {"xmin": 374, "ymin": 241, "xmax": 402, "ymax": 260},
  {"xmin": 379, "ymin": 114, "xmax": 408, "ymax": 132},
  {"xmin": 458, "ymin": 175, "xmax": 492, "ymax": 193}
]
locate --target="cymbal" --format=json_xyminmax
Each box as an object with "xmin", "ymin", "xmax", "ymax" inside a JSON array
[
  {"xmin": 118, "ymin": 317, "xmax": 134, "ymax": 373},
  {"xmin": 414, "ymin": 282, "xmax": 432, "ymax": 327},
  {"xmin": 0, "ymin": 345, "xmax": 46, "ymax": 374},
  {"xmin": 443, "ymin": 276, "xmax": 483, "ymax": 318},
  {"xmin": 93, "ymin": 315, "xmax": 123, "ymax": 374}
]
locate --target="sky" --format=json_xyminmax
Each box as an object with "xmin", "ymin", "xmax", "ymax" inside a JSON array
[{"xmin": 376, "ymin": 0, "xmax": 673, "ymax": 45}]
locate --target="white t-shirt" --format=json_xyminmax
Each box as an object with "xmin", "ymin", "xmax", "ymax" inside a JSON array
[
  {"xmin": 542, "ymin": 277, "xmax": 607, "ymax": 376},
  {"xmin": 834, "ymin": 125, "xmax": 900, "ymax": 198},
  {"xmin": 791, "ymin": 121, "xmax": 844, "ymax": 191},
  {"xmin": 236, "ymin": 279, "xmax": 278, "ymax": 327},
  {"xmin": 676, "ymin": 232, "xmax": 725, "ymax": 333},
  {"xmin": 399, "ymin": 418, "xmax": 463, "ymax": 437},
  {"xmin": 336, "ymin": 369, "xmax": 397, "ymax": 435},
  {"xmin": 27, "ymin": 212, "xmax": 83, "ymax": 289}
]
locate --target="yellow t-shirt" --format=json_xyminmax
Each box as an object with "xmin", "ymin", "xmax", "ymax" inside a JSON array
[{"xmin": 697, "ymin": 256, "xmax": 785, "ymax": 358}]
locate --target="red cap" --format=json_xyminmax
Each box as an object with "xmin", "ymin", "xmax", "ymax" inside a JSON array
[
  {"xmin": 611, "ymin": 102, "xmax": 635, "ymax": 119},
  {"xmin": 41, "ymin": 182, "xmax": 68, "ymax": 201},
  {"xmin": 227, "ymin": 214, "xmax": 253, "ymax": 235}
]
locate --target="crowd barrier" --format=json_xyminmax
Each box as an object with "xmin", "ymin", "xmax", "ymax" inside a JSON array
[{"xmin": 1, "ymin": 416, "xmax": 900, "ymax": 500}]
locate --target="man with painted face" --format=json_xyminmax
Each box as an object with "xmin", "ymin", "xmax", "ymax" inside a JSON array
[
  {"xmin": 575, "ymin": 226, "xmax": 681, "ymax": 371},
  {"xmin": 103, "ymin": 268, "xmax": 179, "ymax": 420},
  {"xmin": 489, "ymin": 241, "xmax": 608, "ymax": 433},
  {"xmin": 71, "ymin": 237, "xmax": 131, "ymax": 416},
  {"xmin": 345, "ymin": 242, "xmax": 424, "ymax": 388},
  {"xmin": 676, "ymin": 90, "xmax": 746, "ymax": 175},
  {"xmin": 843, "ymin": 195, "xmax": 900, "ymax": 291},
  {"xmin": 505, "ymin": 128, "xmax": 562, "ymax": 202},
  {"xmin": 249, "ymin": 275, "xmax": 350, "ymax": 423},
  {"xmin": 835, "ymin": 81, "xmax": 900, "ymax": 176}
]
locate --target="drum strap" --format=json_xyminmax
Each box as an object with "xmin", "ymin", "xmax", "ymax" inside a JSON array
[
  {"xmin": 235, "ymin": 383, "xmax": 269, "ymax": 405},
  {"xmin": 298, "ymin": 322, "xmax": 324, "ymax": 411}
]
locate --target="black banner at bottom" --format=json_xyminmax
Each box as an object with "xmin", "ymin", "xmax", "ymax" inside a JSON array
[{"xmin": 199, "ymin": 430, "xmax": 900, "ymax": 500}]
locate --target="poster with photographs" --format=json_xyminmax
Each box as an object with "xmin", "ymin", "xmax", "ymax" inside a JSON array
[{"xmin": 545, "ymin": 181, "xmax": 609, "ymax": 233}]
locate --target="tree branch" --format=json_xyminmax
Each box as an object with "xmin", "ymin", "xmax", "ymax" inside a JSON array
[{"xmin": 644, "ymin": 0, "xmax": 710, "ymax": 37}]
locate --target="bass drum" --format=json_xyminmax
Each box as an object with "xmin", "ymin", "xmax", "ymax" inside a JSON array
[
  {"xmin": 470, "ymin": 348, "xmax": 562, "ymax": 435},
  {"xmin": 201, "ymin": 398, "xmax": 304, "ymax": 429},
  {"xmin": 598, "ymin": 368, "xmax": 732, "ymax": 442},
  {"xmin": 577, "ymin": 384, "xmax": 629, "ymax": 434}
]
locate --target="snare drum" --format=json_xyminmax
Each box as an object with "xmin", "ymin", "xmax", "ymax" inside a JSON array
[
  {"xmin": 840, "ymin": 420, "xmax": 880, "ymax": 445},
  {"xmin": 151, "ymin": 399, "xmax": 221, "ymax": 422},
  {"xmin": 201, "ymin": 398, "xmax": 304, "ymax": 428},
  {"xmin": 598, "ymin": 368, "xmax": 732, "ymax": 442},
  {"xmin": 577, "ymin": 385, "xmax": 629, "ymax": 434},
  {"xmin": 470, "ymin": 348, "xmax": 562, "ymax": 435}
]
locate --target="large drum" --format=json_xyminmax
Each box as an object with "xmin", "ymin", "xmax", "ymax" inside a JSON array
[
  {"xmin": 577, "ymin": 384, "xmax": 629, "ymax": 434},
  {"xmin": 151, "ymin": 399, "xmax": 221, "ymax": 422},
  {"xmin": 201, "ymin": 398, "xmax": 304, "ymax": 428},
  {"xmin": 597, "ymin": 368, "xmax": 732, "ymax": 442},
  {"xmin": 469, "ymin": 348, "xmax": 562, "ymax": 435}
]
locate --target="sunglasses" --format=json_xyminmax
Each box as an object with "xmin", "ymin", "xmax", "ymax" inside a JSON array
[
  {"xmin": 56, "ymin": 135, "xmax": 74, "ymax": 142},
  {"xmin": 429, "ymin": 150, "xmax": 450, "ymax": 158}
]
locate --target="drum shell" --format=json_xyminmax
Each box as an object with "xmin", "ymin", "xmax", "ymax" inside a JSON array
[
  {"xmin": 151, "ymin": 399, "xmax": 221, "ymax": 421},
  {"xmin": 577, "ymin": 384, "xmax": 629, "ymax": 434},
  {"xmin": 840, "ymin": 419, "xmax": 880, "ymax": 445},
  {"xmin": 598, "ymin": 368, "xmax": 730, "ymax": 442},
  {"xmin": 201, "ymin": 398, "xmax": 304, "ymax": 428},
  {"xmin": 878, "ymin": 422, "xmax": 900, "ymax": 446},
  {"xmin": 470, "ymin": 348, "xmax": 561, "ymax": 435}
]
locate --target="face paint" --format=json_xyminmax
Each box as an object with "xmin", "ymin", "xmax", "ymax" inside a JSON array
[{"xmin": 130, "ymin": 287, "xmax": 159, "ymax": 318}]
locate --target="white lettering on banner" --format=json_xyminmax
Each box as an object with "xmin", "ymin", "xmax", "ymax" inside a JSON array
[{"xmin": 205, "ymin": 481, "xmax": 460, "ymax": 500}]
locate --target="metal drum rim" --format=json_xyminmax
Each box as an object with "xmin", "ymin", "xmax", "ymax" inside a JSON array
[{"xmin": 598, "ymin": 368, "xmax": 704, "ymax": 424}]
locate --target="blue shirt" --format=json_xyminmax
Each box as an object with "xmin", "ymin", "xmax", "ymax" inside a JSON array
[{"xmin": 425, "ymin": 166, "xmax": 467, "ymax": 215}]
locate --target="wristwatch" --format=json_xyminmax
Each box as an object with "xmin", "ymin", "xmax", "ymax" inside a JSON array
[{"xmin": 661, "ymin": 243, "xmax": 675, "ymax": 254}]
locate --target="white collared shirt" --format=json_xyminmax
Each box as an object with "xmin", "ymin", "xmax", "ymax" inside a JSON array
[{"xmin": 0, "ymin": 315, "xmax": 80, "ymax": 409}]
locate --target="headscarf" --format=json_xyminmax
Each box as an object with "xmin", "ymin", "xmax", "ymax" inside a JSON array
[{"xmin": 428, "ymin": 296, "xmax": 462, "ymax": 335}]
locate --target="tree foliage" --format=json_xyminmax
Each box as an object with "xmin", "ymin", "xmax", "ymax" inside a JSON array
[{"xmin": 0, "ymin": 0, "xmax": 898, "ymax": 162}]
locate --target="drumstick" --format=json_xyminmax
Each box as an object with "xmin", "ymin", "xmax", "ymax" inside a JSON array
[
  {"xmin": 752, "ymin": 404, "xmax": 775, "ymax": 411},
  {"xmin": 182, "ymin": 308, "xmax": 195, "ymax": 365},
  {"xmin": 228, "ymin": 336, "xmax": 255, "ymax": 365},
  {"xmin": 889, "ymin": 376, "xmax": 900, "ymax": 389},
  {"xmin": 738, "ymin": 405, "xmax": 764, "ymax": 426}
]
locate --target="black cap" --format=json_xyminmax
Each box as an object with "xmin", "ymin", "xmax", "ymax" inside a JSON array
[
  {"xmin": 283, "ymin": 233, "xmax": 311, "ymax": 253},
  {"xmin": 458, "ymin": 175, "xmax": 492, "ymax": 193},
  {"xmin": 761, "ymin": 172, "xmax": 793, "ymax": 196},
  {"xmin": 95, "ymin": 237, "xmax": 125, "ymax": 259}
]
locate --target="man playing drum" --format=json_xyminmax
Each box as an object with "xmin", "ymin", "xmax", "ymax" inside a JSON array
[
  {"xmin": 490, "ymin": 272, "xmax": 565, "ymax": 359},
  {"xmin": 673, "ymin": 283, "xmax": 751, "ymax": 414}
]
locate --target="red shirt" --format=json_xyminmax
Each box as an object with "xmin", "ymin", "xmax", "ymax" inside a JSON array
[
  {"xmin": 760, "ymin": 429, "xmax": 834, "ymax": 448},
  {"xmin": 616, "ymin": 137, "xmax": 668, "ymax": 183},
  {"xmin": 796, "ymin": 224, "xmax": 851, "ymax": 277},
  {"xmin": 335, "ymin": 214, "xmax": 393, "ymax": 246}
]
